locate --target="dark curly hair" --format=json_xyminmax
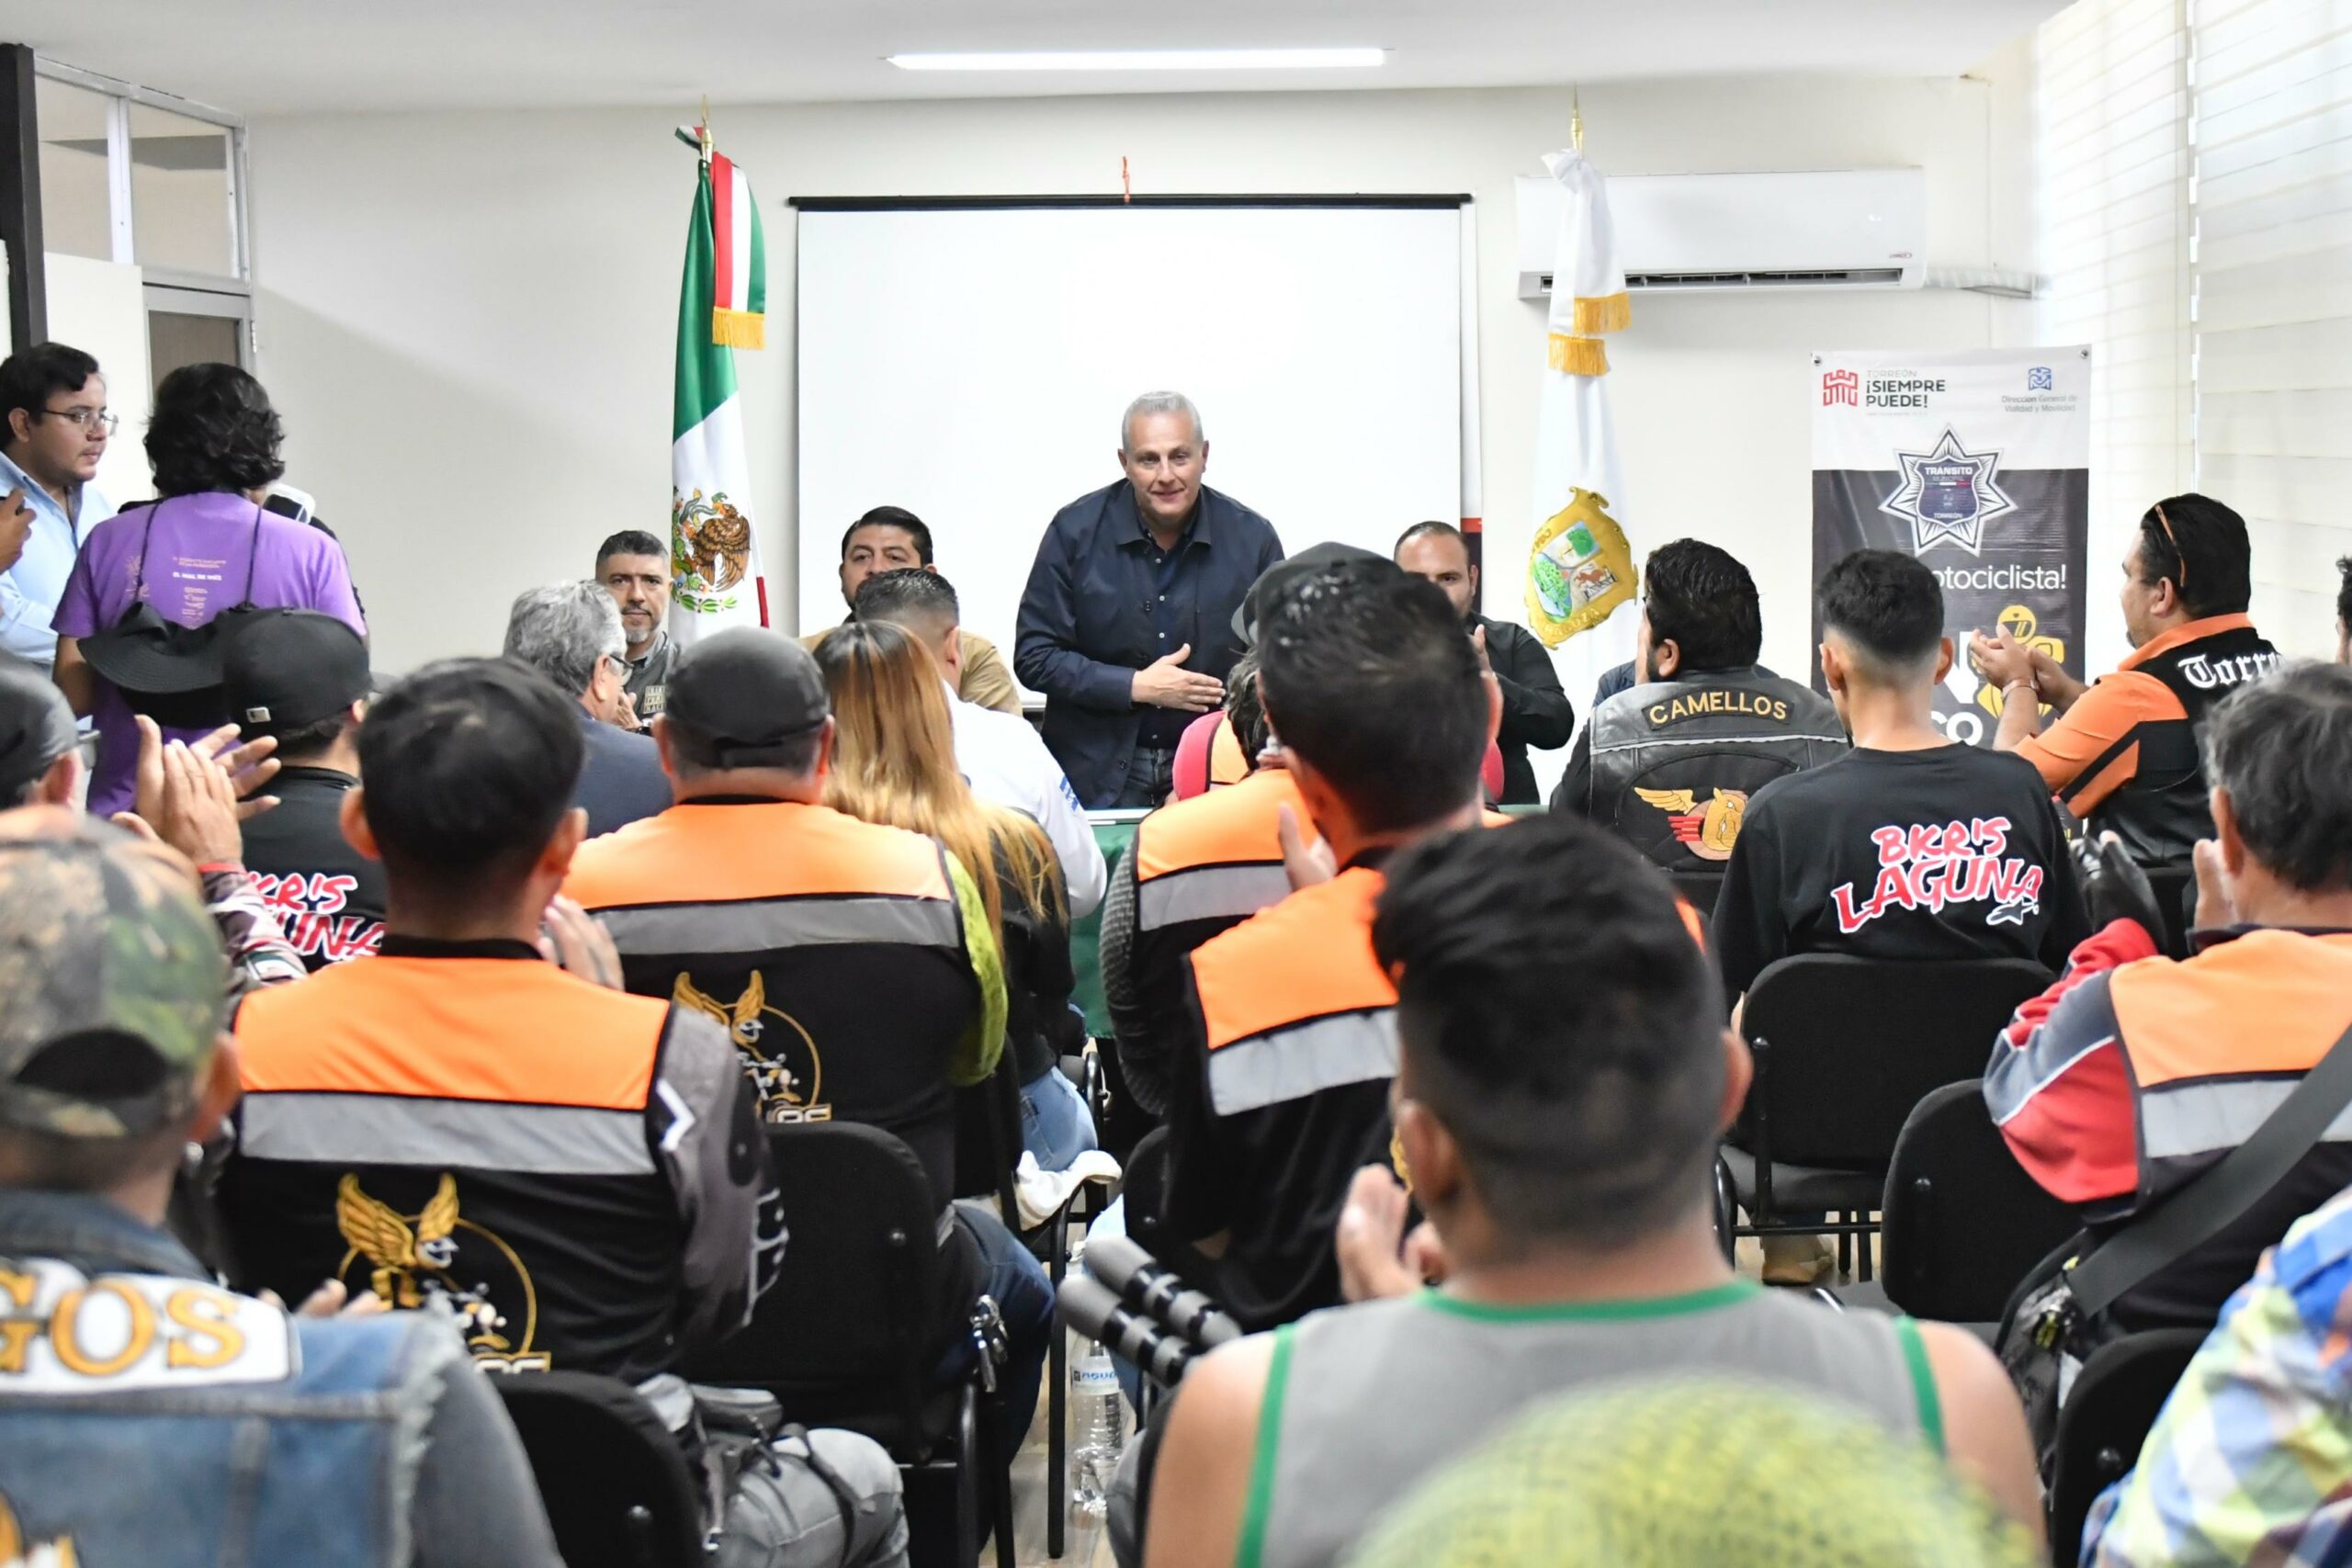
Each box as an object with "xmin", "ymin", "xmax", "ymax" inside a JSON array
[{"xmin": 146, "ymin": 363, "xmax": 285, "ymax": 497}]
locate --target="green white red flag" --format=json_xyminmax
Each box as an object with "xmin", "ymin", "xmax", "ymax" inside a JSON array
[{"xmin": 671, "ymin": 133, "xmax": 768, "ymax": 639}]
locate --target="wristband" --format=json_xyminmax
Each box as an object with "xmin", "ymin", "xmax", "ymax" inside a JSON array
[
  {"xmin": 198, "ymin": 861, "xmax": 244, "ymax": 876},
  {"xmin": 2003, "ymin": 680, "xmax": 2038, "ymax": 696}
]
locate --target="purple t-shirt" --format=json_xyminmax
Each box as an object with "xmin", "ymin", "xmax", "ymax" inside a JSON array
[{"xmin": 53, "ymin": 491, "xmax": 366, "ymax": 818}]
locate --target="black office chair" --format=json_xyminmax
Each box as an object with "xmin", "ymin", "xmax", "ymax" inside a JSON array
[
  {"xmin": 2046, "ymin": 1328, "xmax": 2205, "ymax": 1568},
  {"xmin": 1720, "ymin": 955, "xmax": 2053, "ymax": 1281},
  {"xmin": 495, "ymin": 1371, "xmax": 704, "ymax": 1568},
  {"xmin": 682, "ymin": 1122, "xmax": 1014, "ymax": 1568},
  {"xmin": 1834, "ymin": 1081, "xmax": 2080, "ymax": 1329},
  {"xmin": 1666, "ymin": 867, "xmax": 1725, "ymax": 925},
  {"xmin": 2143, "ymin": 863, "xmax": 2195, "ymax": 959}
]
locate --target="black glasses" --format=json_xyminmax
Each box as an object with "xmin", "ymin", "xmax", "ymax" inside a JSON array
[{"xmin": 39, "ymin": 407, "xmax": 118, "ymax": 435}]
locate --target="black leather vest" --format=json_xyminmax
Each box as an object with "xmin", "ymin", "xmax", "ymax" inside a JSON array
[
  {"xmin": 2077, "ymin": 622, "xmax": 2280, "ymax": 867},
  {"xmin": 1582, "ymin": 668, "xmax": 1849, "ymax": 871}
]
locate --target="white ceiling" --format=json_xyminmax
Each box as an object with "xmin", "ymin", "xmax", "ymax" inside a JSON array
[{"xmin": 4, "ymin": 1, "xmax": 2063, "ymax": 118}]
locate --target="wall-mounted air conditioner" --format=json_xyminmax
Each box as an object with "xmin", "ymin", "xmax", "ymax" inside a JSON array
[{"xmin": 1516, "ymin": 168, "xmax": 1927, "ymax": 297}]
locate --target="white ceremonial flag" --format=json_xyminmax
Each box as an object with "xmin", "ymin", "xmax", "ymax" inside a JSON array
[{"xmin": 1524, "ymin": 147, "xmax": 1638, "ymax": 717}]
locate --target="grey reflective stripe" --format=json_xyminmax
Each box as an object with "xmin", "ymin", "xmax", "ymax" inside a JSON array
[
  {"xmin": 2141, "ymin": 1076, "xmax": 2352, "ymax": 1162},
  {"xmin": 240, "ymin": 1092, "xmax": 657, "ymax": 1176},
  {"xmin": 1591, "ymin": 729, "xmax": 1847, "ymax": 754},
  {"xmin": 595, "ymin": 895, "xmax": 959, "ymax": 956},
  {"xmin": 1137, "ymin": 863, "xmax": 1292, "ymax": 931},
  {"xmin": 1208, "ymin": 1010, "xmax": 1398, "ymax": 1116}
]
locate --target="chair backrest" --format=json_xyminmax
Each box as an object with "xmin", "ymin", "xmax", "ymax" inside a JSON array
[
  {"xmin": 680, "ymin": 1121, "xmax": 947, "ymax": 1424},
  {"xmin": 2046, "ymin": 1327, "xmax": 2206, "ymax": 1568},
  {"xmin": 1740, "ymin": 955, "xmax": 2053, "ymax": 1168},
  {"xmin": 1666, "ymin": 867, "xmax": 1724, "ymax": 925},
  {"xmin": 952, "ymin": 1047, "xmax": 1024, "ymax": 1213},
  {"xmin": 494, "ymin": 1371, "xmax": 703, "ymax": 1568},
  {"xmin": 2144, "ymin": 864, "xmax": 2194, "ymax": 959},
  {"xmin": 1119, "ymin": 1127, "xmax": 1173, "ymax": 1251},
  {"xmin": 1879, "ymin": 1082, "xmax": 2081, "ymax": 1322}
]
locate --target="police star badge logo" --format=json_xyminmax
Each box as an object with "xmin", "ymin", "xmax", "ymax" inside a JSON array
[{"xmin": 1878, "ymin": 427, "xmax": 2017, "ymax": 556}]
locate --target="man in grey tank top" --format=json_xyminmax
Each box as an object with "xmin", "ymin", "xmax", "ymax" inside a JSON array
[{"xmin": 1138, "ymin": 816, "xmax": 2042, "ymax": 1568}]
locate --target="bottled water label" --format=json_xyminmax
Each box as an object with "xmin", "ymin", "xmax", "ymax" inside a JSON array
[{"xmin": 1075, "ymin": 1359, "xmax": 1121, "ymax": 1393}]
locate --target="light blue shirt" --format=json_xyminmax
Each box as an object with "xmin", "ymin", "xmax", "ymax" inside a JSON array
[{"xmin": 0, "ymin": 450, "xmax": 112, "ymax": 669}]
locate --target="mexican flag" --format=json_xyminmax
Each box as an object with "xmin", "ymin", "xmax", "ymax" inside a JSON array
[
  {"xmin": 670, "ymin": 133, "xmax": 769, "ymax": 640},
  {"xmin": 1524, "ymin": 147, "xmax": 1636, "ymax": 712}
]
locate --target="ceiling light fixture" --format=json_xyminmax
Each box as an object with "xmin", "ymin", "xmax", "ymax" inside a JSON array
[{"xmin": 888, "ymin": 48, "xmax": 1386, "ymax": 73}]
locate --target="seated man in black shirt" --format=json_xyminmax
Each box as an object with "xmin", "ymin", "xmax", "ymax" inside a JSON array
[
  {"xmin": 1551, "ymin": 540, "xmax": 1845, "ymax": 873},
  {"xmin": 220, "ymin": 609, "xmax": 386, "ymax": 968},
  {"xmin": 1713, "ymin": 550, "xmax": 2088, "ymax": 1283}
]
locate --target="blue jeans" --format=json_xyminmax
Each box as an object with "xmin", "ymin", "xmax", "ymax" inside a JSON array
[
  {"xmin": 1020, "ymin": 1065, "xmax": 1098, "ymax": 1173},
  {"xmin": 942, "ymin": 1202, "xmax": 1053, "ymax": 1459}
]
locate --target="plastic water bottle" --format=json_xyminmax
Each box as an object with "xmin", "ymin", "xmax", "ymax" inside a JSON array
[{"xmin": 1069, "ymin": 1335, "xmax": 1126, "ymax": 1517}]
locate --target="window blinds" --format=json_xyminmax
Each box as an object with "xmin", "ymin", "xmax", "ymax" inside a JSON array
[
  {"xmin": 2037, "ymin": 0, "xmax": 2194, "ymax": 660},
  {"xmin": 2191, "ymin": 0, "xmax": 2352, "ymax": 654}
]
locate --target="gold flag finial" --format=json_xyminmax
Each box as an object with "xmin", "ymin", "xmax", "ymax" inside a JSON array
[
  {"xmin": 1571, "ymin": 85, "xmax": 1584, "ymax": 154},
  {"xmin": 698, "ymin": 96, "xmax": 713, "ymax": 165}
]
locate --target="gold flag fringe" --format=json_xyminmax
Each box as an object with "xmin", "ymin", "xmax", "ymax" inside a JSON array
[
  {"xmin": 712, "ymin": 308, "xmax": 766, "ymax": 350},
  {"xmin": 1570, "ymin": 290, "xmax": 1631, "ymax": 335},
  {"xmin": 1546, "ymin": 333, "xmax": 1610, "ymax": 377}
]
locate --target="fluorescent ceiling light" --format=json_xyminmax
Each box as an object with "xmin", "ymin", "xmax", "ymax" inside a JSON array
[{"xmin": 888, "ymin": 48, "xmax": 1385, "ymax": 73}]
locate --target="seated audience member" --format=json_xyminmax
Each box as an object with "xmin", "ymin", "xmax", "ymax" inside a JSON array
[
  {"xmin": 805, "ymin": 504, "xmax": 1021, "ymax": 714},
  {"xmin": 1714, "ymin": 550, "xmax": 2086, "ymax": 1285},
  {"xmin": 1986, "ymin": 661, "xmax": 2352, "ymax": 1335},
  {"xmin": 563, "ymin": 627, "xmax": 1048, "ymax": 1454},
  {"xmin": 855, "ymin": 565, "xmax": 1105, "ymax": 918},
  {"xmin": 0, "ymin": 658, "xmax": 82, "ymax": 807},
  {"xmin": 0, "ymin": 342, "xmax": 116, "ymax": 671},
  {"xmin": 503, "ymin": 581, "xmax": 671, "ymax": 837},
  {"xmin": 52, "ymin": 363, "xmax": 364, "ymax": 819},
  {"xmin": 1551, "ymin": 538, "xmax": 1845, "ymax": 869},
  {"xmin": 1973, "ymin": 494, "xmax": 2279, "ymax": 867},
  {"xmin": 0, "ymin": 807, "xmax": 565, "ymax": 1567},
  {"xmin": 594, "ymin": 528, "xmax": 676, "ymax": 723},
  {"xmin": 815, "ymin": 618, "xmax": 1093, "ymax": 1203},
  {"xmin": 1394, "ymin": 521, "xmax": 1573, "ymax": 805},
  {"xmin": 218, "ymin": 657, "xmax": 905, "ymax": 1568},
  {"xmin": 1160, "ymin": 556, "xmax": 1500, "ymax": 1330},
  {"xmin": 1351, "ymin": 1379, "xmax": 2039, "ymax": 1568},
  {"xmin": 1099, "ymin": 647, "xmax": 1296, "ymax": 1117},
  {"xmin": 1143, "ymin": 816, "xmax": 2041, "ymax": 1568},
  {"xmin": 2338, "ymin": 554, "xmax": 2350, "ymax": 665},
  {"xmin": 2081, "ymin": 1181, "xmax": 2352, "ymax": 1568},
  {"xmin": 220, "ymin": 609, "xmax": 385, "ymax": 967}
]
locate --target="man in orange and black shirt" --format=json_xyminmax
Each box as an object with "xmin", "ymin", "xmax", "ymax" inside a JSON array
[
  {"xmin": 217, "ymin": 657, "xmax": 910, "ymax": 1568},
  {"xmin": 1162, "ymin": 555, "xmax": 1502, "ymax": 1330},
  {"xmin": 1973, "ymin": 493, "xmax": 2279, "ymax": 867},
  {"xmin": 561, "ymin": 627, "xmax": 1051, "ymax": 1457},
  {"xmin": 1985, "ymin": 661, "xmax": 2352, "ymax": 1332}
]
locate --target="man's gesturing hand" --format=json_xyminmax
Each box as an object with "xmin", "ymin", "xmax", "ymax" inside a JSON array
[
  {"xmin": 1131, "ymin": 642, "xmax": 1224, "ymax": 713},
  {"xmin": 0, "ymin": 488, "xmax": 31, "ymax": 574}
]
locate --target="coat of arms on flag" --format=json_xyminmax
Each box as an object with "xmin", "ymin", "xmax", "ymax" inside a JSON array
[
  {"xmin": 1525, "ymin": 143, "xmax": 1638, "ymax": 693},
  {"xmin": 669, "ymin": 120, "xmax": 769, "ymax": 637}
]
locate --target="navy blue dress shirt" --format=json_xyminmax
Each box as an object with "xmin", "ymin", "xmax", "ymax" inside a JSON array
[
  {"xmin": 1014, "ymin": 480, "xmax": 1283, "ymax": 807},
  {"xmin": 573, "ymin": 706, "xmax": 673, "ymax": 839}
]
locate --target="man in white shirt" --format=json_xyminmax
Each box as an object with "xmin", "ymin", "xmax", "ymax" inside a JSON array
[
  {"xmin": 857, "ymin": 567, "xmax": 1106, "ymax": 918},
  {"xmin": 0, "ymin": 344, "xmax": 116, "ymax": 671}
]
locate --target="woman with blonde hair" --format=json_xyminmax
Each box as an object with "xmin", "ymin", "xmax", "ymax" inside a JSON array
[{"xmin": 813, "ymin": 621, "xmax": 1095, "ymax": 1170}]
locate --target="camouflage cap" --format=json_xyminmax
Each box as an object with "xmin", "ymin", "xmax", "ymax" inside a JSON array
[{"xmin": 0, "ymin": 808, "xmax": 227, "ymax": 1139}]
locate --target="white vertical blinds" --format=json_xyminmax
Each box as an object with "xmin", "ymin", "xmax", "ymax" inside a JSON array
[
  {"xmin": 2190, "ymin": 0, "xmax": 2352, "ymax": 653},
  {"xmin": 2037, "ymin": 0, "xmax": 2194, "ymax": 658}
]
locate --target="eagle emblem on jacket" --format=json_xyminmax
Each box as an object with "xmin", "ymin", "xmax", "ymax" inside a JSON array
[
  {"xmin": 673, "ymin": 970, "xmax": 830, "ymax": 1123},
  {"xmin": 1634, "ymin": 786, "xmax": 1749, "ymax": 862},
  {"xmin": 334, "ymin": 1173, "xmax": 539, "ymax": 1362}
]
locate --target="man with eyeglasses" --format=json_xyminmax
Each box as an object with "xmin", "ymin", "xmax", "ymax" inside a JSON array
[{"xmin": 0, "ymin": 344, "xmax": 116, "ymax": 673}]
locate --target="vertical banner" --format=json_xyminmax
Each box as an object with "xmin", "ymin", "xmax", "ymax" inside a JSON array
[{"xmin": 1811, "ymin": 346, "xmax": 2089, "ymax": 747}]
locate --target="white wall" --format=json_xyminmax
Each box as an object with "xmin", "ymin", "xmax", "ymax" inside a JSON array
[{"xmin": 247, "ymin": 63, "xmax": 2038, "ymax": 695}]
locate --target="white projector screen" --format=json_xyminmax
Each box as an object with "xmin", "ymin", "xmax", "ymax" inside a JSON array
[{"xmin": 794, "ymin": 200, "xmax": 1466, "ymax": 682}]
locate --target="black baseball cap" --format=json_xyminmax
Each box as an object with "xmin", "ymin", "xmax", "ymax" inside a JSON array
[
  {"xmin": 220, "ymin": 610, "xmax": 374, "ymax": 739},
  {"xmin": 1232, "ymin": 541, "xmax": 1397, "ymax": 645},
  {"xmin": 663, "ymin": 627, "xmax": 830, "ymax": 768},
  {"xmin": 0, "ymin": 659, "xmax": 77, "ymax": 799}
]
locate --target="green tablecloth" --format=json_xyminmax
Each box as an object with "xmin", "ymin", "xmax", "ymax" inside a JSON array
[{"xmin": 1070, "ymin": 818, "xmax": 1139, "ymax": 1037}]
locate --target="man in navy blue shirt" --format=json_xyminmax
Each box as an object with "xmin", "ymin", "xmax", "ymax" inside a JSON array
[{"xmin": 1015, "ymin": 391, "xmax": 1283, "ymax": 807}]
